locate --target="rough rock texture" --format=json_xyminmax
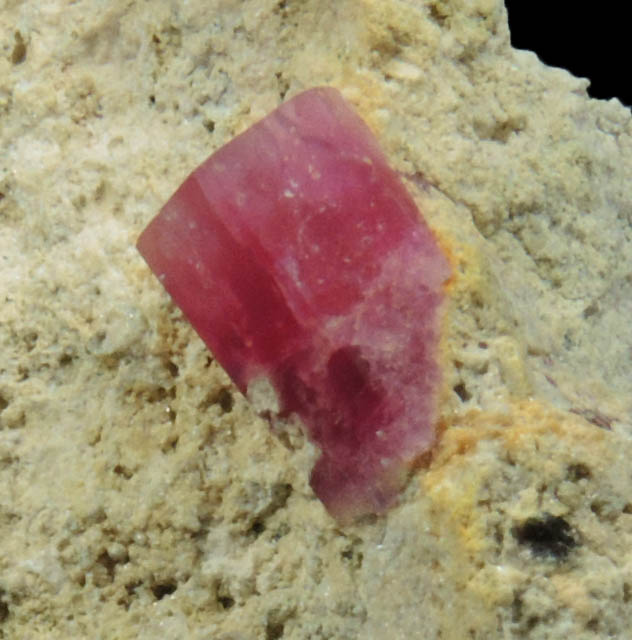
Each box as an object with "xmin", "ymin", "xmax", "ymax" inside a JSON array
[{"xmin": 0, "ymin": 1, "xmax": 631, "ymax": 639}]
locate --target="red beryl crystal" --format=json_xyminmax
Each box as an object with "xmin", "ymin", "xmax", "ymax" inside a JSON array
[{"xmin": 137, "ymin": 87, "xmax": 451, "ymax": 521}]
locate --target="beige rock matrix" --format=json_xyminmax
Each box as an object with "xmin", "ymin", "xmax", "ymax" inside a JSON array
[{"xmin": 1, "ymin": 1, "xmax": 631, "ymax": 639}]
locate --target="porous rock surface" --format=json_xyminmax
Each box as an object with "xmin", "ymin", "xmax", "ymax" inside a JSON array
[{"xmin": 1, "ymin": 1, "xmax": 631, "ymax": 638}]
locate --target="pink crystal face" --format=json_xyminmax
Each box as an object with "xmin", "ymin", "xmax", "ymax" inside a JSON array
[{"xmin": 137, "ymin": 87, "xmax": 450, "ymax": 521}]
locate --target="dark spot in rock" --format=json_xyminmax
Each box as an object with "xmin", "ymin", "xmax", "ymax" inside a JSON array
[
  {"xmin": 587, "ymin": 618, "xmax": 600, "ymax": 632},
  {"xmin": 590, "ymin": 499, "xmax": 619, "ymax": 522},
  {"xmin": 0, "ymin": 589, "xmax": 8, "ymax": 623},
  {"xmin": 73, "ymin": 193, "xmax": 88, "ymax": 210},
  {"xmin": 266, "ymin": 620, "xmax": 285, "ymax": 640},
  {"xmin": 243, "ymin": 484, "xmax": 292, "ymax": 539},
  {"xmin": 525, "ymin": 616, "xmax": 539, "ymax": 632},
  {"xmin": 148, "ymin": 385, "xmax": 168, "ymax": 403},
  {"xmin": 24, "ymin": 331, "xmax": 38, "ymax": 352},
  {"xmin": 161, "ymin": 434, "xmax": 178, "ymax": 452},
  {"xmin": 249, "ymin": 519, "xmax": 265, "ymax": 537},
  {"xmin": 217, "ymin": 388, "xmax": 234, "ymax": 413},
  {"xmin": 453, "ymin": 382, "xmax": 471, "ymax": 402},
  {"xmin": 151, "ymin": 580, "xmax": 177, "ymax": 600},
  {"xmin": 270, "ymin": 483, "xmax": 292, "ymax": 511},
  {"xmin": 271, "ymin": 522, "xmax": 290, "ymax": 541},
  {"xmin": 341, "ymin": 545, "xmax": 364, "ymax": 569},
  {"xmin": 511, "ymin": 592, "xmax": 523, "ymax": 622},
  {"xmin": 493, "ymin": 522, "xmax": 504, "ymax": 546},
  {"xmin": 200, "ymin": 387, "xmax": 234, "ymax": 413},
  {"xmin": 340, "ymin": 533, "xmax": 364, "ymax": 568},
  {"xmin": 96, "ymin": 551, "xmax": 116, "ymax": 581},
  {"xmin": 428, "ymin": 3, "xmax": 449, "ymax": 27},
  {"xmin": 513, "ymin": 513, "xmax": 577, "ymax": 559},
  {"xmin": 116, "ymin": 580, "xmax": 141, "ymax": 609},
  {"xmin": 276, "ymin": 71, "xmax": 290, "ymax": 100},
  {"xmin": 94, "ymin": 180, "xmax": 107, "ymax": 201},
  {"xmin": 11, "ymin": 31, "xmax": 26, "ymax": 65},
  {"xmin": 166, "ymin": 360, "xmax": 179, "ymax": 377},
  {"xmin": 218, "ymin": 595, "xmax": 235, "ymax": 610},
  {"xmin": 567, "ymin": 463, "xmax": 591, "ymax": 481},
  {"xmin": 113, "ymin": 464, "xmax": 133, "ymax": 479},
  {"xmin": 59, "ymin": 353, "xmax": 74, "ymax": 367},
  {"xmin": 125, "ymin": 580, "xmax": 141, "ymax": 596},
  {"xmin": 354, "ymin": 512, "xmax": 378, "ymax": 526}
]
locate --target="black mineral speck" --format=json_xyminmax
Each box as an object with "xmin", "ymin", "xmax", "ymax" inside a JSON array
[
  {"xmin": 151, "ymin": 581, "xmax": 177, "ymax": 600},
  {"xmin": 453, "ymin": 382, "xmax": 471, "ymax": 402},
  {"xmin": 11, "ymin": 31, "xmax": 26, "ymax": 65},
  {"xmin": 0, "ymin": 596, "xmax": 8, "ymax": 623},
  {"xmin": 513, "ymin": 512, "xmax": 577, "ymax": 559},
  {"xmin": 567, "ymin": 462, "xmax": 591, "ymax": 481}
]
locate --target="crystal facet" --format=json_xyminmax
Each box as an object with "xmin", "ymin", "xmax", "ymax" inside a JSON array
[{"xmin": 137, "ymin": 87, "xmax": 451, "ymax": 521}]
